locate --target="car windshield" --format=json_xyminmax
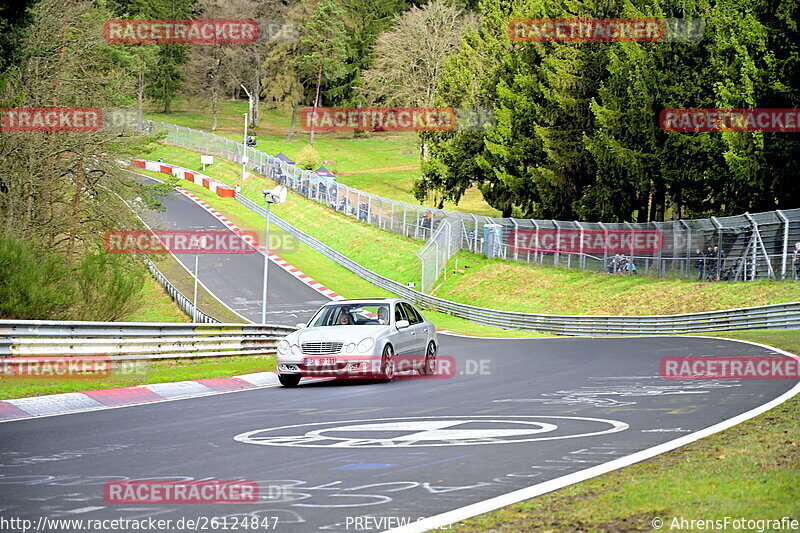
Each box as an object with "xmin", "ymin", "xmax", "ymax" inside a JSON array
[{"xmin": 307, "ymin": 304, "xmax": 390, "ymax": 327}]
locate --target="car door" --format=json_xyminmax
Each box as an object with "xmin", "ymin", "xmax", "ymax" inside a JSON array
[
  {"xmin": 399, "ymin": 302, "xmax": 427, "ymax": 363},
  {"xmin": 392, "ymin": 302, "xmax": 416, "ymax": 357}
]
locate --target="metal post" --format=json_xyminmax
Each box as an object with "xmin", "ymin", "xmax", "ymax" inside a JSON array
[
  {"xmin": 744, "ymin": 212, "xmax": 776, "ymax": 280},
  {"xmin": 471, "ymin": 214, "xmax": 479, "ymax": 252},
  {"xmin": 512, "ymin": 219, "xmax": 519, "ymax": 262},
  {"xmin": 192, "ymin": 255, "xmax": 199, "ymax": 323},
  {"xmin": 680, "ymin": 220, "xmax": 691, "ymax": 278},
  {"xmin": 575, "ymin": 221, "xmax": 585, "ymax": 269},
  {"xmin": 553, "ymin": 220, "xmax": 560, "ymax": 267},
  {"xmin": 711, "ymin": 216, "xmax": 723, "ymax": 281},
  {"xmin": 599, "ymin": 222, "xmax": 608, "ymax": 273},
  {"xmin": 777, "ymin": 210, "xmax": 789, "ymax": 280},
  {"xmin": 261, "ymin": 203, "xmax": 271, "ymax": 324},
  {"xmin": 241, "ymin": 113, "xmax": 248, "ymax": 181}
]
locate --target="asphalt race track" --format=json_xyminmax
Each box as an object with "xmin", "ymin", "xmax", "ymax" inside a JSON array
[
  {"xmin": 139, "ymin": 182, "xmax": 329, "ymax": 325},
  {"xmin": 1, "ymin": 184, "xmax": 797, "ymax": 532},
  {"xmin": 1, "ymin": 337, "xmax": 797, "ymax": 532}
]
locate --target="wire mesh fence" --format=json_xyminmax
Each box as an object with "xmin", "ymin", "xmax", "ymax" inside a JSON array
[
  {"xmin": 417, "ymin": 218, "xmax": 465, "ymax": 293},
  {"xmin": 146, "ymin": 120, "xmax": 800, "ymax": 283}
]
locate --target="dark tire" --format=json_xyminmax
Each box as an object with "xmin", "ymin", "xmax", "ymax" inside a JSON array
[
  {"xmin": 421, "ymin": 342, "xmax": 437, "ymax": 375},
  {"xmin": 278, "ymin": 374, "xmax": 301, "ymax": 388},
  {"xmin": 380, "ymin": 344, "xmax": 395, "ymax": 382}
]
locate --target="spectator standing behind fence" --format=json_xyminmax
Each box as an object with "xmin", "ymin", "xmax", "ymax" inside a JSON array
[
  {"xmin": 793, "ymin": 242, "xmax": 800, "ymax": 280},
  {"xmin": 704, "ymin": 246, "xmax": 716, "ymax": 280},
  {"xmin": 695, "ymin": 248, "xmax": 705, "ymax": 280},
  {"xmin": 625, "ymin": 258, "xmax": 637, "ymax": 275}
]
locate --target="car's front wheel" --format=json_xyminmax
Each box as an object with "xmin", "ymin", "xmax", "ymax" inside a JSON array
[
  {"xmin": 380, "ymin": 345, "xmax": 395, "ymax": 382},
  {"xmin": 278, "ymin": 374, "xmax": 301, "ymax": 388},
  {"xmin": 421, "ymin": 341, "xmax": 437, "ymax": 375}
]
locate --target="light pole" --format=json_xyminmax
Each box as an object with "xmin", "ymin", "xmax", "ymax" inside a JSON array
[
  {"xmin": 242, "ymin": 112, "xmax": 248, "ymax": 181},
  {"xmin": 192, "ymin": 254, "xmax": 199, "ymax": 322},
  {"xmin": 261, "ymin": 185, "xmax": 288, "ymax": 324}
]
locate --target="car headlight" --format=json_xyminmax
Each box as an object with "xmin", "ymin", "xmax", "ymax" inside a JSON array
[
  {"xmin": 346, "ymin": 343, "xmax": 356, "ymax": 353},
  {"xmin": 291, "ymin": 344, "xmax": 301, "ymax": 356},
  {"xmin": 278, "ymin": 340, "xmax": 290, "ymax": 354},
  {"xmin": 357, "ymin": 337, "xmax": 375, "ymax": 352}
]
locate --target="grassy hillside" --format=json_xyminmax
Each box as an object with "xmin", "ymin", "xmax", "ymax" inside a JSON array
[
  {"xmin": 135, "ymin": 143, "xmax": 799, "ymax": 317},
  {"xmin": 144, "ymin": 100, "xmax": 500, "ymax": 217}
]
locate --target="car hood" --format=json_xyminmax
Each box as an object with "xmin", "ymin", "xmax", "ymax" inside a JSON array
[{"xmin": 288, "ymin": 325, "xmax": 389, "ymax": 344}]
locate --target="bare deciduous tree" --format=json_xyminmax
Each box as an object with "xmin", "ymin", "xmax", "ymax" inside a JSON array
[{"xmin": 360, "ymin": 0, "xmax": 477, "ymax": 107}]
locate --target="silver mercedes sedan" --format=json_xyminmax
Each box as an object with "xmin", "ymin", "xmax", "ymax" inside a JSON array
[{"xmin": 276, "ymin": 298, "xmax": 438, "ymax": 387}]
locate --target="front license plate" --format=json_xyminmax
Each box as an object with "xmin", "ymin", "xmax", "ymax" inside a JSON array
[{"xmin": 305, "ymin": 358, "xmax": 336, "ymax": 366}]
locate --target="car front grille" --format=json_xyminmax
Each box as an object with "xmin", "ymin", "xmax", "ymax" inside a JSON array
[{"xmin": 301, "ymin": 342, "xmax": 343, "ymax": 355}]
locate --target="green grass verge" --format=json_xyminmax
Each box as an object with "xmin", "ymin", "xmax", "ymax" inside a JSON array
[
  {"xmin": 0, "ymin": 356, "xmax": 276, "ymax": 400},
  {"xmin": 451, "ymin": 329, "xmax": 800, "ymax": 532},
  {"xmin": 147, "ymin": 254, "xmax": 244, "ymax": 323},
  {"xmin": 437, "ymin": 259, "xmax": 800, "ymax": 316},
  {"xmin": 145, "ymin": 101, "xmax": 500, "ymax": 216},
  {"xmin": 122, "ymin": 271, "xmax": 191, "ymax": 323}
]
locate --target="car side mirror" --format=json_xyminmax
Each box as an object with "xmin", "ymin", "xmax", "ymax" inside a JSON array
[
  {"xmin": 396, "ymin": 320, "xmax": 410, "ymax": 329},
  {"xmin": 295, "ymin": 322, "xmax": 306, "ymax": 329}
]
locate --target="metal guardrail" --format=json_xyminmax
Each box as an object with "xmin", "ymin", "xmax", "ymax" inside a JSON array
[
  {"xmin": 237, "ymin": 194, "xmax": 800, "ymax": 335},
  {"xmin": 147, "ymin": 260, "xmax": 220, "ymax": 324},
  {"xmin": 0, "ymin": 320, "xmax": 298, "ymax": 363}
]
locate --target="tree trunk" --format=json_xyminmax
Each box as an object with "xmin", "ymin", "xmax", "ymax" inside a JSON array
[
  {"xmin": 68, "ymin": 163, "xmax": 85, "ymax": 255},
  {"xmin": 251, "ymin": 50, "xmax": 261, "ymax": 127},
  {"xmin": 210, "ymin": 84, "xmax": 219, "ymax": 131},
  {"xmin": 310, "ymin": 64, "xmax": 322, "ymax": 146},
  {"xmin": 650, "ymin": 181, "xmax": 665, "ymax": 222},
  {"xmin": 670, "ymin": 191, "xmax": 682, "ymax": 220},
  {"xmin": 136, "ymin": 71, "xmax": 145, "ymax": 130},
  {"xmin": 287, "ymin": 102, "xmax": 298, "ymax": 141}
]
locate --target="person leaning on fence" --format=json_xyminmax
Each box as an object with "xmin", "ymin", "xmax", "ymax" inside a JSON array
[
  {"xmin": 616, "ymin": 255, "xmax": 628, "ymax": 274},
  {"xmin": 793, "ymin": 242, "xmax": 800, "ymax": 280},
  {"xmin": 625, "ymin": 258, "xmax": 637, "ymax": 275}
]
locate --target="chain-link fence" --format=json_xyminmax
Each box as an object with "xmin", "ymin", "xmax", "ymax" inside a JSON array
[
  {"xmin": 146, "ymin": 120, "xmax": 800, "ymax": 282},
  {"xmin": 418, "ymin": 218, "xmax": 465, "ymax": 293}
]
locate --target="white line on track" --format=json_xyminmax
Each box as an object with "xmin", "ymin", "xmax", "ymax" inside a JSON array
[{"xmin": 384, "ymin": 336, "xmax": 800, "ymax": 533}]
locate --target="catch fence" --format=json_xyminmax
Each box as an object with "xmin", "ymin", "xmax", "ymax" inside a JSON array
[{"xmin": 146, "ymin": 121, "xmax": 800, "ymax": 284}]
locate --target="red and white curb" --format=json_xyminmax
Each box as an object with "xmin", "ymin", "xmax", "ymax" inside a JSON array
[
  {"xmin": 176, "ymin": 188, "xmax": 345, "ymax": 302},
  {"xmin": 0, "ymin": 372, "xmax": 282, "ymax": 422}
]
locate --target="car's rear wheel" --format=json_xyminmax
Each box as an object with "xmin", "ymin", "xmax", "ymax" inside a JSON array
[
  {"xmin": 421, "ymin": 341, "xmax": 437, "ymax": 375},
  {"xmin": 278, "ymin": 374, "xmax": 301, "ymax": 388},
  {"xmin": 380, "ymin": 344, "xmax": 395, "ymax": 382}
]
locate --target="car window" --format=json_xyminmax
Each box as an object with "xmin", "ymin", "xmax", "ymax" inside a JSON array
[
  {"xmin": 400, "ymin": 303, "xmax": 422, "ymax": 324},
  {"xmin": 410, "ymin": 305, "xmax": 424, "ymax": 324},
  {"xmin": 394, "ymin": 303, "xmax": 408, "ymax": 323},
  {"xmin": 308, "ymin": 304, "xmax": 390, "ymax": 326}
]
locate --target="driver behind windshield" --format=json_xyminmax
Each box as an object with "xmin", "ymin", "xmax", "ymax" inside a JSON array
[{"xmin": 377, "ymin": 306, "xmax": 389, "ymax": 324}]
